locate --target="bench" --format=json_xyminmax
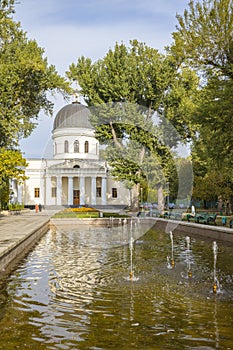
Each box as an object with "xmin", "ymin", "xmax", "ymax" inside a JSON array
[
  {"xmin": 187, "ymin": 212, "xmax": 217, "ymax": 225},
  {"xmin": 137, "ymin": 210, "xmax": 161, "ymax": 218},
  {"xmin": 164, "ymin": 211, "xmax": 182, "ymax": 220},
  {"xmin": 151, "ymin": 210, "xmax": 161, "ymax": 217}
]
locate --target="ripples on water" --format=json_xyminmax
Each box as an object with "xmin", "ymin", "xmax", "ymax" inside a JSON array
[{"xmin": 0, "ymin": 223, "xmax": 233, "ymax": 350}]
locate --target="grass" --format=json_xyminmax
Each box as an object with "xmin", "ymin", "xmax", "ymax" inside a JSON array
[
  {"xmin": 53, "ymin": 211, "xmax": 100, "ymax": 218},
  {"xmin": 52, "ymin": 207, "xmax": 129, "ymax": 219}
]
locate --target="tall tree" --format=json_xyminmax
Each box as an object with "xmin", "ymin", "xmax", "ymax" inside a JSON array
[
  {"xmin": 172, "ymin": 0, "xmax": 233, "ymax": 78},
  {"xmin": 0, "ymin": 0, "xmax": 71, "ymax": 206},
  {"xmin": 0, "ymin": 0, "xmax": 71, "ymax": 148},
  {"xmin": 67, "ymin": 40, "xmax": 195, "ymax": 209},
  {"xmin": 172, "ymin": 0, "xmax": 233, "ymax": 205}
]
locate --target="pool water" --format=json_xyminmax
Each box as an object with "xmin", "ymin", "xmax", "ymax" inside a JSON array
[{"xmin": 0, "ymin": 224, "xmax": 233, "ymax": 350}]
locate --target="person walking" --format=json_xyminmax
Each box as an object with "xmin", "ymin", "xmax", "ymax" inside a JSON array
[{"xmin": 35, "ymin": 204, "xmax": 39, "ymax": 213}]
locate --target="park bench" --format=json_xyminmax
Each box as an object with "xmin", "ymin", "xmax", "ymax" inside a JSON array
[
  {"xmin": 164, "ymin": 211, "xmax": 182, "ymax": 220},
  {"xmin": 151, "ymin": 210, "xmax": 161, "ymax": 217},
  {"xmin": 137, "ymin": 209, "xmax": 161, "ymax": 218},
  {"xmin": 187, "ymin": 212, "xmax": 217, "ymax": 225}
]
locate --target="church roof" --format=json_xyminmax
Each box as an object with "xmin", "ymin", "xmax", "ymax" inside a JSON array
[{"xmin": 53, "ymin": 102, "xmax": 93, "ymax": 130}]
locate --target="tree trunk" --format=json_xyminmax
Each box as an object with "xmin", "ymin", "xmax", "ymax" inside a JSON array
[
  {"xmin": 157, "ymin": 183, "xmax": 164, "ymax": 212},
  {"xmin": 130, "ymin": 184, "xmax": 140, "ymax": 211},
  {"xmin": 217, "ymin": 196, "xmax": 223, "ymax": 211}
]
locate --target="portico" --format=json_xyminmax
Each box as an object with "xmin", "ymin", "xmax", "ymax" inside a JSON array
[{"xmin": 44, "ymin": 173, "xmax": 107, "ymax": 206}]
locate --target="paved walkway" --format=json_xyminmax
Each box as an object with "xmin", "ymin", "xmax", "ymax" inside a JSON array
[{"xmin": 0, "ymin": 209, "xmax": 58, "ymax": 256}]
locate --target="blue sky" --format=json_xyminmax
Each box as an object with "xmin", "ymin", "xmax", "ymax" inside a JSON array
[{"xmin": 14, "ymin": 0, "xmax": 190, "ymax": 158}]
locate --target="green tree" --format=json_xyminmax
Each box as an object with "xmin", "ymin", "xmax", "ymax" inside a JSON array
[
  {"xmin": 67, "ymin": 40, "xmax": 196, "ymax": 209},
  {"xmin": 0, "ymin": 0, "xmax": 71, "ymax": 148},
  {"xmin": 172, "ymin": 0, "xmax": 233, "ymax": 203},
  {"xmin": 172, "ymin": 0, "xmax": 233, "ymax": 78},
  {"xmin": 0, "ymin": 0, "xmax": 72, "ymax": 206},
  {"xmin": 0, "ymin": 148, "xmax": 27, "ymax": 208}
]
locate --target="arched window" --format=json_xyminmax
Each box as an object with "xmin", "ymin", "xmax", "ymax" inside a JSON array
[
  {"xmin": 74, "ymin": 140, "xmax": 79, "ymax": 153},
  {"xmin": 54, "ymin": 142, "xmax": 57, "ymax": 155},
  {"xmin": 84, "ymin": 141, "xmax": 89, "ymax": 153},
  {"xmin": 64, "ymin": 140, "xmax": 69, "ymax": 153}
]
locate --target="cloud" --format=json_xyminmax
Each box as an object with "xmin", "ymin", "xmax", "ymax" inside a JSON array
[
  {"xmin": 15, "ymin": 0, "xmax": 188, "ymax": 27},
  {"xmin": 25, "ymin": 22, "xmax": 176, "ymax": 76},
  {"xmin": 14, "ymin": 0, "xmax": 190, "ymax": 157}
]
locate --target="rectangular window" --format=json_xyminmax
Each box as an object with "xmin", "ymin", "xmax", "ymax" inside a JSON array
[
  {"xmin": 112, "ymin": 188, "xmax": 118, "ymax": 198},
  {"xmin": 96, "ymin": 187, "xmax": 102, "ymax": 197},
  {"xmin": 51, "ymin": 187, "xmax": 57, "ymax": 198},
  {"xmin": 34, "ymin": 188, "xmax": 40, "ymax": 198}
]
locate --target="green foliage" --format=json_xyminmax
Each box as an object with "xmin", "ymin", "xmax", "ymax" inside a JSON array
[
  {"xmin": 67, "ymin": 41, "xmax": 196, "ymax": 208},
  {"xmin": 172, "ymin": 0, "xmax": 233, "ymax": 203},
  {"xmin": 8, "ymin": 202, "xmax": 24, "ymax": 210},
  {"xmin": 0, "ymin": 0, "xmax": 72, "ymax": 207},
  {"xmin": 193, "ymin": 170, "xmax": 233, "ymax": 203},
  {"xmin": 0, "ymin": 0, "xmax": 71, "ymax": 148},
  {"xmin": 172, "ymin": 0, "xmax": 233, "ymax": 78},
  {"xmin": 0, "ymin": 148, "xmax": 27, "ymax": 180},
  {"xmin": 0, "ymin": 148, "xmax": 27, "ymax": 208},
  {"xmin": 0, "ymin": 180, "xmax": 10, "ymax": 209},
  {"xmin": 67, "ymin": 40, "xmax": 172, "ymax": 108}
]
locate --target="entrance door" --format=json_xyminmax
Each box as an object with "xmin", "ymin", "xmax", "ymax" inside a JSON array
[{"xmin": 73, "ymin": 190, "xmax": 80, "ymax": 206}]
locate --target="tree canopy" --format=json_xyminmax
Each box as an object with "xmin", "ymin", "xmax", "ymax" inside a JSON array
[
  {"xmin": 0, "ymin": 0, "xmax": 71, "ymax": 207},
  {"xmin": 67, "ymin": 40, "xmax": 195, "ymax": 208},
  {"xmin": 0, "ymin": 0, "xmax": 71, "ymax": 148},
  {"xmin": 171, "ymin": 0, "xmax": 233, "ymax": 207},
  {"xmin": 172, "ymin": 0, "xmax": 233, "ymax": 78}
]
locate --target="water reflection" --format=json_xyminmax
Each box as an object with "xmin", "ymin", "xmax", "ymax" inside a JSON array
[{"xmin": 0, "ymin": 225, "xmax": 233, "ymax": 349}]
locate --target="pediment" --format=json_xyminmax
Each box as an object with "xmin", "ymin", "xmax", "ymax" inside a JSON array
[{"xmin": 48, "ymin": 159, "xmax": 106, "ymax": 171}]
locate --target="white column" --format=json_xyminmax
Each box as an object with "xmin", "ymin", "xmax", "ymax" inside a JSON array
[
  {"xmin": 68, "ymin": 176, "xmax": 73, "ymax": 206},
  {"xmin": 11, "ymin": 180, "xmax": 17, "ymax": 203},
  {"xmin": 17, "ymin": 184, "xmax": 23, "ymax": 205},
  {"xmin": 56, "ymin": 176, "xmax": 62, "ymax": 206},
  {"xmin": 40, "ymin": 177, "xmax": 45, "ymax": 206},
  {"xmin": 45, "ymin": 176, "xmax": 51, "ymax": 205},
  {"xmin": 91, "ymin": 176, "xmax": 96, "ymax": 205},
  {"xmin": 101, "ymin": 177, "xmax": 107, "ymax": 205},
  {"xmin": 80, "ymin": 176, "xmax": 85, "ymax": 205}
]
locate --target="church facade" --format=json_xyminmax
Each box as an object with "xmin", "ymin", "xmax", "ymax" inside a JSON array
[{"xmin": 12, "ymin": 102, "xmax": 130, "ymax": 208}]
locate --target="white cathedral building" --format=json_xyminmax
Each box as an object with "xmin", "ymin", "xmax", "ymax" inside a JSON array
[{"xmin": 12, "ymin": 101, "xmax": 130, "ymax": 208}]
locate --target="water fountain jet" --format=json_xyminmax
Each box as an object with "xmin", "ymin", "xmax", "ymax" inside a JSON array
[
  {"xmin": 129, "ymin": 236, "xmax": 134, "ymax": 280},
  {"xmin": 213, "ymin": 241, "xmax": 219, "ymax": 293},
  {"xmin": 167, "ymin": 231, "xmax": 175, "ymax": 268},
  {"xmin": 186, "ymin": 236, "xmax": 192, "ymax": 278}
]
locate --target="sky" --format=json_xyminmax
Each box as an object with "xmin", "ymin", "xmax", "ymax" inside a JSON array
[{"xmin": 14, "ymin": 0, "xmax": 190, "ymax": 158}]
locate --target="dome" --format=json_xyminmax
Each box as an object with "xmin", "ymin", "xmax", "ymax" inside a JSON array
[{"xmin": 53, "ymin": 102, "xmax": 93, "ymax": 130}]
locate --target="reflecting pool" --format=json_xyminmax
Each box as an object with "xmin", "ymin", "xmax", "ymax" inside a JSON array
[{"xmin": 0, "ymin": 222, "xmax": 233, "ymax": 350}]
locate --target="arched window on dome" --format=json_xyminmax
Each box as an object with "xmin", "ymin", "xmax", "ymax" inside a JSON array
[
  {"xmin": 84, "ymin": 141, "xmax": 89, "ymax": 153},
  {"xmin": 74, "ymin": 140, "xmax": 79, "ymax": 153},
  {"xmin": 64, "ymin": 140, "xmax": 69, "ymax": 153},
  {"xmin": 54, "ymin": 142, "xmax": 57, "ymax": 156}
]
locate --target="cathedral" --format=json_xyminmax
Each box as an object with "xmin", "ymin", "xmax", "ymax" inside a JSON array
[{"xmin": 12, "ymin": 101, "xmax": 130, "ymax": 208}]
